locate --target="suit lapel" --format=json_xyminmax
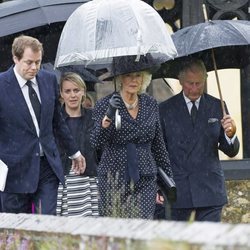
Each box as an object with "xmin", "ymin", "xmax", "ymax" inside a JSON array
[
  {"xmin": 172, "ymin": 93, "xmax": 210, "ymax": 157},
  {"xmin": 36, "ymin": 71, "xmax": 54, "ymax": 131},
  {"xmin": 36, "ymin": 71, "xmax": 50, "ymax": 130},
  {"xmin": 174, "ymin": 92, "xmax": 194, "ymax": 135},
  {"xmin": 186, "ymin": 95, "xmax": 210, "ymax": 156},
  {"xmin": 6, "ymin": 68, "xmax": 37, "ymax": 133}
]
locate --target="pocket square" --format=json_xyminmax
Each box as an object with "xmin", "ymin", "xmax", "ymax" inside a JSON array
[{"xmin": 208, "ymin": 118, "xmax": 218, "ymax": 123}]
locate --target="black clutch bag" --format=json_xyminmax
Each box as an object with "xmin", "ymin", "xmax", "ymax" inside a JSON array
[{"xmin": 157, "ymin": 167, "xmax": 177, "ymax": 204}]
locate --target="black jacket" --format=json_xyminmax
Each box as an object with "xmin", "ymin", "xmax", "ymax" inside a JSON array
[{"xmin": 56, "ymin": 106, "xmax": 98, "ymax": 176}]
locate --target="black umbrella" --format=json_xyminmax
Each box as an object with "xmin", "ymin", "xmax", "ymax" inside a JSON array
[
  {"xmin": 154, "ymin": 20, "xmax": 250, "ymax": 79},
  {"xmin": 154, "ymin": 20, "xmax": 250, "ymax": 118},
  {"xmin": 0, "ymin": 0, "xmax": 90, "ymax": 37},
  {"xmin": 154, "ymin": 46, "xmax": 250, "ymax": 80},
  {"xmin": 154, "ymin": 19, "xmax": 250, "ymax": 137},
  {"xmin": 172, "ymin": 20, "xmax": 250, "ymax": 59},
  {"xmin": 42, "ymin": 62, "xmax": 103, "ymax": 86}
]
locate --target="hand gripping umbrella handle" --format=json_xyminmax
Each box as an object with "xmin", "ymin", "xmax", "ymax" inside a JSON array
[
  {"xmin": 211, "ymin": 49, "xmax": 235, "ymax": 137},
  {"xmin": 204, "ymin": 6, "xmax": 235, "ymax": 138}
]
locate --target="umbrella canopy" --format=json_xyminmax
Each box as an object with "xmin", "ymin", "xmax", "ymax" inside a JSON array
[
  {"xmin": 54, "ymin": 0, "xmax": 177, "ymax": 69},
  {"xmin": 0, "ymin": 0, "xmax": 90, "ymax": 37},
  {"xmin": 154, "ymin": 19, "xmax": 250, "ymax": 79},
  {"xmin": 41, "ymin": 62, "xmax": 102, "ymax": 84}
]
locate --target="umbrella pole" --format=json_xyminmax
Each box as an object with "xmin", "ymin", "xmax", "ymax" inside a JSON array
[
  {"xmin": 113, "ymin": 58, "xmax": 117, "ymax": 92},
  {"xmin": 204, "ymin": 5, "xmax": 235, "ymax": 137},
  {"xmin": 203, "ymin": 4, "xmax": 225, "ymax": 114},
  {"xmin": 203, "ymin": 4, "xmax": 226, "ymax": 114},
  {"xmin": 114, "ymin": 78, "xmax": 117, "ymax": 92},
  {"xmin": 211, "ymin": 48, "xmax": 226, "ymax": 116}
]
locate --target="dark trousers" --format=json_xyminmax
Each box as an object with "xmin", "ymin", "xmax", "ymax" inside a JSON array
[
  {"xmin": 154, "ymin": 202, "xmax": 173, "ymax": 220},
  {"xmin": 1, "ymin": 156, "xmax": 59, "ymax": 215},
  {"xmin": 171, "ymin": 205, "xmax": 223, "ymax": 222}
]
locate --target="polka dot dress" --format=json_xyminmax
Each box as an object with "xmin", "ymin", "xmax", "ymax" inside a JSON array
[{"xmin": 91, "ymin": 92, "xmax": 173, "ymax": 219}]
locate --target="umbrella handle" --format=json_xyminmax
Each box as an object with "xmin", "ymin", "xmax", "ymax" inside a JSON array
[
  {"xmin": 211, "ymin": 49, "xmax": 236, "ymax": 137},
  {"xmin": 202, "ymin": 4, "xmax": 208, "ymax": 22},
  {"xmin": 211, "ymin": 49, "xmax": 226, "ymax": 116},
  {"xmin": 115, "ymin": 109, "xmax": 121, "ymax": 130}
]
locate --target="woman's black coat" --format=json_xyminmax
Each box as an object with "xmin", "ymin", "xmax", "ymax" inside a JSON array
[{"xmin": 56, "ymin": 106, "xmax": 98, "ymax": 176}]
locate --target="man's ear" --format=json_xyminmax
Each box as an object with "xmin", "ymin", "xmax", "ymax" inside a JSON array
[{"xmin": 13, "ymin": 56, "xmax": 18, "ymax": 64}]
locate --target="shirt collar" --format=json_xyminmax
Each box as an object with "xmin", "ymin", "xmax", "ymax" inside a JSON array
[
  {"xmin": 13, "ymin": 66, "xmax": 37, "ymax": 88},
  {"xmin": 182, "ymin": 92, "xmax": 201, "ymax": 105}
]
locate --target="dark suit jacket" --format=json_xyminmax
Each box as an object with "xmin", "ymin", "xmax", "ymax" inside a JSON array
[
  {"xmin": 0, "ymin": 67, "xmax": 78, "ymax": 193},
  {"xmin": 159, "ymin": 92, "xmax": 240, "ymax": 208}
]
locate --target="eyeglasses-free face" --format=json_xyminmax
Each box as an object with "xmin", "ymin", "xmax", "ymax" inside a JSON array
[
  {"xmin": 13, "ymin": 47, "xmax": 42, "ymax": 80},
  {"xmin": 180, "ymin": 69, "xmax": 206, "ymax": 101},
  {"xmin": 60, "ymin": 80, "xmax": 85, "ymax": 110},
  {"xmin": 120, "ymin": 72, "xmax": 143, "ymax": 95}
]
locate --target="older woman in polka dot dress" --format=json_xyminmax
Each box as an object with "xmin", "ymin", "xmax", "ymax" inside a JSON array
[{"xmin": 91, "ymin": 58, "xmax": 173, "ymax": 219}]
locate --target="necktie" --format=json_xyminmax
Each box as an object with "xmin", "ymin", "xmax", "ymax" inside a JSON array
[
  {"xmin": 26, "ymin": 81, "xmax": 41, "ymax": 124},
  {"xmin": 191, "ymin": 101, "xmax": 198, "ymax": 126}
]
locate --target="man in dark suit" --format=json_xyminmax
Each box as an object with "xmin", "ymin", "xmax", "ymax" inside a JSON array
[
  {"xmin": 0, "ymin": 35, "xmax": 86, "ymax": 215},
  {"xmin": 159, "ymin": 58, "xmax": 239, "ymax": 222}
]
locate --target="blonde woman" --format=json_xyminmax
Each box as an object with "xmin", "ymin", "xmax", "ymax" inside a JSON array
[
  {"xmin": 56, "ymin": 72, "xmax": 99, "ymax": 217},
  {"xmin": 90, "ymin": 55, "xmax": 173, "ymax": 219}
]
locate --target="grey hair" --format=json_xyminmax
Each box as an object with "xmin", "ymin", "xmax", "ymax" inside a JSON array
[
  {"xmin": 114, "ymin": 71, "xmax": 152, "ymax": 94},
  {"xmin": 178, "ymin": 58, "xmax": 208, "ymax": 81}
]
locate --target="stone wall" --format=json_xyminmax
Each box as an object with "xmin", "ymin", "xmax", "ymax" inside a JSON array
[
  {"xmin": 0, "ymin": 180, "xmax": 249, "ymax": 249},
  {"xmin": 0, "ymin": 213, "xmax": 250, "ymax": 250},
  {"xmin": 222, "ymin": 180, "xmax": 250, "ymax": 223}
]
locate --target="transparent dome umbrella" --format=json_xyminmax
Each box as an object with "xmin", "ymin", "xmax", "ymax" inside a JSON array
[{"xmin": 54, "ymin": 0, "xmax": 177, "ymax": 70}]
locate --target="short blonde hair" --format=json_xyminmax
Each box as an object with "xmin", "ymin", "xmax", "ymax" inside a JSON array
[
  {"xmin": 60, "ymin": 72, "xmax": 87, "ymax": 102},
  {"xmin": 114, "ymin": 71, "xmax": 152, "ymax": 94}
]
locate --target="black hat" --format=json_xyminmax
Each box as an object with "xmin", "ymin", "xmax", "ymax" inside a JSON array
[{"xmin": 111, "ymin": 54, "xmax": 162, "ymax": 77}]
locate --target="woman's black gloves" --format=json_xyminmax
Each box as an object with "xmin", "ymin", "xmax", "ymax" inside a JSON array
[{"xmin": 105, "ymin": 93, "xmax": 122, "ymax": 119}]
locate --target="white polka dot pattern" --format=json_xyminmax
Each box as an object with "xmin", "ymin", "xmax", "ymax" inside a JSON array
[{"xmin": 90, "ymin": 92, "xmax": 173, "ymax": 218}]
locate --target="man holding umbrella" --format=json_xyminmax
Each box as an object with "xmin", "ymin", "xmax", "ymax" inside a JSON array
[{"xmin": 159, "ymin": 58, "xmax": 239, "ymax": 222}]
